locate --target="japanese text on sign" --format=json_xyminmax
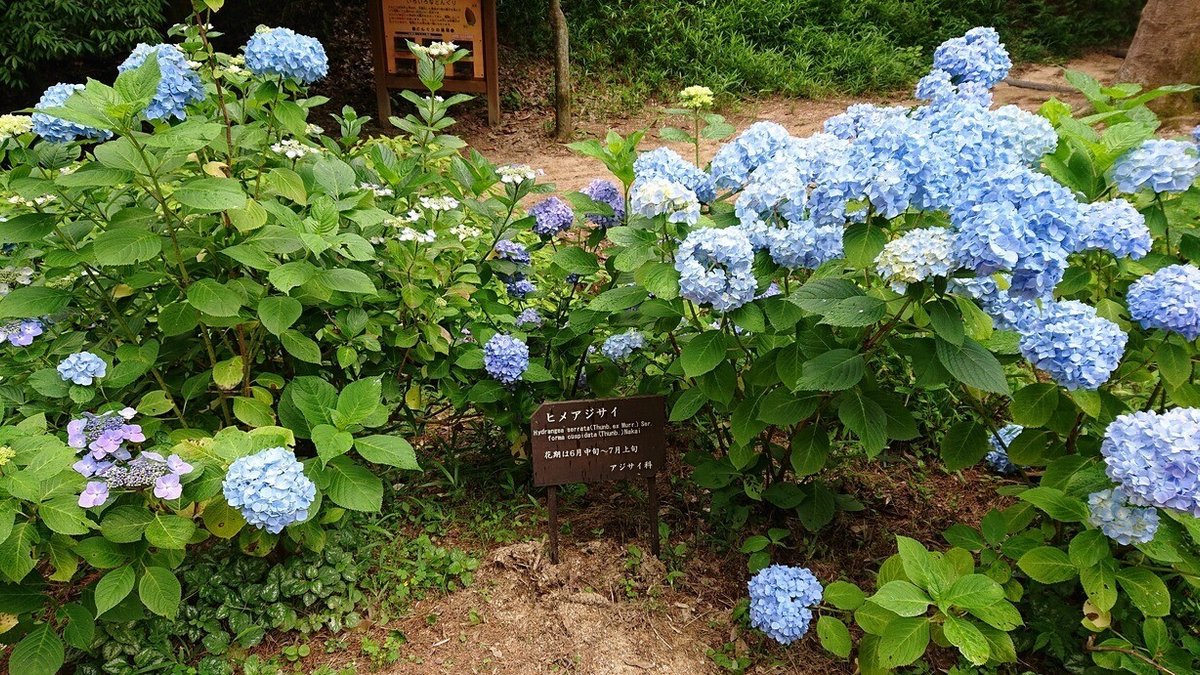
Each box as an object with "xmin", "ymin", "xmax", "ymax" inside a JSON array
[{"xmin": 531, "ymin": 395, "xmax": 666, "ymax": 487}]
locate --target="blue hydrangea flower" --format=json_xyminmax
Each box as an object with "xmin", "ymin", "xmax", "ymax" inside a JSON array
[
  {"xmin": 1111, "ymin": 139, "xmax": 1200, "ymax": 194},
  {"xmin": 634, "ymin": 147, "xmax": 716, "ymax": 202},
  {"xmin": 529, "ymin": 196, "xmax": 575, "ymax": 237},
  {"xmin": 57, "ymin": 352, "xmax": 107, "ymax": 386},
  {"xmin": 580, "ymin": 179, "xmax": 625, "ymax": 228},
  {"xmin": 118, "ymin": 43, "xmax": 204, "ymax": 121},
  {"xmin": 1019, "ymin": 301, "xmax": 1127, "ymax": 390},
  {"xmin": 505, "ymin": 275, "xmax": 536, "ymax": 299},
  {"xmin": 1127, "ymin": 264, "xmax": 1200, "ymax": 340},
  {"xmin": 600, "ymin": 329, "xmax": 645, "ymax": 361},
  {"xmin": 747, "ymin": 565, "xmax": 823, "ymax": 645},
  {"xmin": 709, "ymin": 121, "xmax": 792, "ymax": 191},
  {"xmin": 244, "ymin": 27, "xmax": 329, "ymax": 84},
  {"xmin": 951, "ymin": 276, "xmax": 1039, "ymax": 332},
  {"xmin": 766, "ymin": 220, "xmax": 844, "ymax": 270},
  {"xmin": 874, "ymin": 227, "xmax": 958, "ymax": 292},
  {"xmin": 32, "ymin": 83, "xmax": 112, "ymax": 143},
  {"xmin": 823, "ymin": 103, "xmax": 908, "ymax": 141},
  {"xmin": 0, "ymin": 319, "xmax": 43, "ymax": 347},
  {"xmin": 931, "ymin": 27, "xmax": 1012, "ymax": 88},
  {"xmin": 1074, "ymin": 199, "xmax": 1151, "ymax": 259},
  {"xmin": 630, "ymin": 178, "xmax": 700, "ymax": 226},
  {"xmin": 516, "ymin": 308, "xmax": 542, "ymax": 328},
  {"xmin": 985, "ymin": 424, "xmax": 1022, "ymax": 474},
  {"xmin": 1087, "ymin": 487, "xmax": 1160, "ymax": 545},
  {"xmin": 1193, "ymin": 126, "xmax": 1200, "ymax": 144},
  {"xmin": 915, "ymin": 69, "xmax": 993, "ymax": 110},
  {"xmin": 222, "ymin": 447, "xmax": 316, "ymax": 534},
  {"xmin": 494, "ymin": 239, "xmax": 531, "ymax": 265},
  {"xmin": 675, "ymin": 227, "xmax": 757, "ymax": 312},
  {"xmin": 756, "ymin": 283, "xmax": 782, "ymax": 300},
  {"xmin": 989, "ymin": 105, "xmax": 1058, "ymax": 165},
  {"xmin": 484, "ymin": 334, "xmax": 529, "ymax": 384},
  {"xmin": 1102, "ymin": 408, "xmax": 1200, "ymax": 516}
]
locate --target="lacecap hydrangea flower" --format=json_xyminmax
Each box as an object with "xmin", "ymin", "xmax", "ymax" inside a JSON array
[
  {"xmin": 874, "ymin": 227, "xmax": 958, "ymax": 292},
  {"xmin": 0, "ymin": 319, "xmax": 43, "ymax": 347},
  {"xmin": 483, "ymin": 334, "xmax": 529, "ymax": 384},
  {"xmin": 1111, "ymin": 139, "xmax": 1200, "ymax": 194},
  {"xmin": 223, "ymin": 447, "xmax": 316, "ymax": 534},
  {"xmin": 630, "ymin": 178, "xmax": 700, "ymax": 226},
  {"xmin": 494, "ymin": 239, "xmax": 531, "ymax": 265},
  {"xmin": 1019, "ymin": 301, "xmax": 1126, "ymax": 390},
  {"xmin": 0, "ymin": 265, "xmax": 34, "ymax": 295},
  {"xmin": 580, "ymin": 179, "xmax": 625, "ymax": 229},
  {"xmin": 985, "ymin": 424, "xmax": 1022, "ymax": 474},
  {"xmin": 1102, "ymin": 408, "xmax": 1200, "ymax": 516},
  {"xmin": 32, "ymin": 83, "xmax": 112, "ymax": 143},
  {"xmin": 57, "ymin": 351, "xmax": 107, "ymax": 386},
  {"xmin": 1074, "ymin": 199, "xmax": 1151, "ymax": 259},
  {"xmin": 600, "ymin": 329, "xmax": 645, "ymax": 361},
  {"xmin": 747, "ymin": 565, "xmax": 823, "ymax": 644},
  {"xmin": 634, "ymin": 147, "xmax": 716, "ymax": 202},
  {"xmin": 931, "ymin": 26, "xmax": 1012, "ymax": 88},
  {"xmin": 244, "ymin": 27, "xmax": 329, "ymax": 84},
  {"xmin": 118, "ymin": 43, "xmax": 204, "ymax": 120},
  {"xmin": 516, "ymin": 308, "xmax": 542, "ymax": 328},
  {"xmin": 529, "ymin": 196, "xmax": 575, "ymax": 237},
  {"xmin": 1087, "ymin": 487, "xmax": 1160, "ymax": 545},
  {"xmin": 709, "ymin": 121, "xmax": 792, "ymax": 191},
  {"xmin": 675, "ymin": 227, "xmax": 757, "ymax": 313},
  {"xmin": 1127, "ymin": 264, "xmax": 1200, "ymax": 340}
]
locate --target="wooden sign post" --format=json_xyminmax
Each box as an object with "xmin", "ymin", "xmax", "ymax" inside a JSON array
[
  {"xmin": 368, "ymin": 0, "xmax": 501, "ymax": 126},
  {"xmin": 531, "ymin": 395, "xmax": 667, "ymax": 563}
]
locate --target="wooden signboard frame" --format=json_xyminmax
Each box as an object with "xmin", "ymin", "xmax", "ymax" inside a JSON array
[{"xmin": 368, "ymin": 0, "xmax": 501, "ymax": 127}]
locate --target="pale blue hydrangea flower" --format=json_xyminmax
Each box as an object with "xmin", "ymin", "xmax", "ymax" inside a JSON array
[
  {"xmin": 822, "ymin": 103, "xmax": 908, "ymax": 141},
  {"xmin": 118, "ymin": 43, "xmax": 204, "ymax": 120},
  {"xmin": 675, "ymin": 227, "xmax": 757, "ymax": 312},
  {"xmin": 748, "ymin": 564, "xmax": 823, "ymax": 645},
  {"xmin": 494, "ymin": 239, "xmax": 531, "ymax": 265},
  {"xmin": 850, "ymin": 114, "xmax": 952, "ymax": 218},
  {"xmin": 1074, "ymin": 199, "xmax": 1151, "ymax": 259},
  {"xmin": 516, "ymin": 308, "xmax": 542, "ymax": 328},
  {"xmin": 222, "ymin": 447, "xmax": 316, "ymax": 534},
  {"xmin": 634, "ymin": 147, "xmax": 716, "ymax": 202},
  {"xmin": 0, "ymin": 319, "xmax": 43, "ymax": 347},
  {"xmin": 244, "ymin": 27, "xmax": 329, "ymax": 84},
  {"xmin": 1111, "ymin": 139, "xmax": 1200, "ymax": 194},
  {"xmin": 1127, "ymin": 264, "xmax": 1200, "ymax": 340},
  {"xmin": 756, "ymin": 283, "xmax": 782, "ymax": 300},
  {"xmin": 505, "ymin": 275, "xmax": 536, "ymax": 299},
  {"xmin": 32, "ymin": 83, "xmax": 112, "ymax": 143},
  {"xmin": 57, "ymin": 351, "xmax": 107, "ymax": 386},
  {"xmin": 950, "ymin": 276, "xmax": 1039, "ymax": 332},
  {"xmin": 985, "ymin": 424, "xmax": 1022, "ymax": 474},
  {"xmin": 529, "ymin": 196, "xmax": 575, "ymax": 236},
  {"xmin": 709, "ymin": 121, "xmax": 792, "ymax": 190},
  {"xmin": 600, "ymin": 329, "xmax": 645, "ymax": 361},
  {"xmin": 989, "ymin": 105, "xmax": 1058, "ymax": 165},
  {"xmin": 1019, "ymin": 301, "xmax": 1126, "ymax": 390},
  {"xmin": 1102, "ymin": 408, "xmax": 1200, "ymax": 517},
  {"xmin": 931, "ymin": 27, "xmax": 1012, "ymax": 88},
  {"xmin": 1087, "ymin": 487, "xmax": 1160, "ymax": 545},
  {"xmin": 580, "ymin": 179, "xmax": 625, "ymax": 228},
  {"xmin": 874, "ymin": 227, "xmax": 958, "ymax": 292},
  {"xmin": 915, "ymin": 69, "xmax": 993, "ymax": 109},
  {"xmin": 630, "ymin": 178, "xmax": 700, "ymax": 226},
  {"xmin": 483, "ymin": 334, "xmax": 529, "ymax": 384},
  {"xmin": 766, "ymin": 220, "xmax": 844, "ymax": 270},
  {"xmin": 1193, "ymin": 126, "xmax": 1200, "ymax": 144}
]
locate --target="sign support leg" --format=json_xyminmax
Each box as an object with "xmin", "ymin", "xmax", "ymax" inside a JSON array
[
  {"xmin": 547, "ymin": 485, "xmax": 559, "ymax": 564},
  {"xmin": 647, "ymin": 476, "xmax": 660, "ymax": 559}
]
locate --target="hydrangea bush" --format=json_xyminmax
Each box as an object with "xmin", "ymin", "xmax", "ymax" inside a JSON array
[{"xmin": 563, "ymin": 28, "xmax": 1200, "ymax": 674}]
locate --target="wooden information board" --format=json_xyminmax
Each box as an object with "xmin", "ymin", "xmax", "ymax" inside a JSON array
[{"xmin": 369, "ymin": 0, "xmax": 500, "ymax": 125}]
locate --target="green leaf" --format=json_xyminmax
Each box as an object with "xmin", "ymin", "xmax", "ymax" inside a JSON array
[
  {"xmin": 337, "ymin": 378, "xmax": 382, "ymax": 426},
  {"xmin": 968, "ymin": 599, "xmax": 1023, "ymax": 631},
  {"xmin": 927, "ymin": 299, "xmax": 964, "ymax": 345},
  {"xmin": 895, "ymin": 536, "xmax": 936, "ymax": 590},
  {"xmin": 10, "ymin": 624, "xmax": 64, "ymax": 675},
  {"xmin": 324, "ymin": 456, "xmax": 383, "ymax": 511},
  {"xmin": 1010, "ymin": 383, "xmax": 1059, "ymax": 427},
  {"xmin": 138, "ymin": 566, "xmax": 182, "ymax": 619},
  {"xmin": 1017, "ymin": 546, "xmax": 1076, "ymax": 583},
  {"xmin": 187, "ymin": 279, "xmax": 242, "ymax": 317},
  {"xmin": 313, "ymin": 424, "xmax": 354, "ymax": 465},
  {"xmin": 796, "ymin": 349, "xmax": 864, "ymax": 391},
  {"xmin": 940, "ymin": 574, "xmax": 1004, "ymax": 610},
  {"xmin": 823, "ymin": 581, "xmax": 865, "ymax": 611},
  {"xmin": 92, "ymin": 227, "xmax": 162, "ymax": 266},
  {"xmin": 843, "ymin": 221, "xmax": 887, "ymax": 267},
  {"xmin": 790, "ymin": 426, "xmax": 830, "ymax": 477},
  {"xmin": 281, "ymin": 330, "xmax": 323, "ymax": 364},
  {"xmin": 935, "ymin": 337, "xmax": 1009, "ymax": 394},
  {"xmin": 681, "ymin": 331, "xmax": 727, "ymax": 378},
  {"xmin": 1116, "ymin": 567, "xmax": 1170, "ymax": 617},
  {"xmin": 62, "ymin": 603, "xmax": 95, "ymax": 650},
  {"xmin": 201, "ymin": 498, "xmax": 246, "ymax": 539},
  {"xmin": 820, "ymin": 296, "xmax": 886, "ymax": 327},
  {"xmin": 869, "ymin": 580, "xmax": 932, "ymax": 617},
  {"xmin": 670, "ymin": 388, "xmax": 707, "ymax": 422},
  {"xmin": 355, "ymin": 435, "xmax": 420, "ymax": 470},
  {"xmin": 588, "ymin": 286, "xmax": 648, "ymax": 312},
  {"xmin": 94, "ymin": 565, "xmax": 135, "ymax": 617},
  {"xmin": 1158, "ymin": 340, "xmax": 1192, "ymax": 387},
  {"xmin": 635, "ymin": 262, "xmax": 680, "ymax": 300},
  {"xmin": 257, "ymin": 296, "xmax": 302, "ymax": 336},
  {"xmin": 1068, "ymin": 530, "xmax": 1112, "ymax": 569},
  {"xmin": 144, "ymin": 514, "xmax": 196, "ymax": 550},
  {"xmin": 233, "ymin": 397, "xmax": 275, "ymax": 428},
  {"xmin": 876, "ymin": 616, "xmax": 930, "ymax": 668},
  {"xmin": 817, "ymin": 615, "xmax": 853, "ymax": 658},
  {"xmin": 551, "ymin": 246, "xmax": 600, "ymax": 275},
  {"xmin": 1080, "ymin": 559, "xmax": 1118, "ymax": 611},
  {"xmin": 39, "ymin": 496, "xmax": 93, "ymax": 535},
  {"xmin": 320, "ymin": 268, "xmax": 377, "ymax": 295},
  {"xmin": 838, "ymin": 389, "xmax": 887, "ymax": 455},
  {"xmin": 0, "ymin": 523, "xmax": 37, "ymax": 581},
  {"xmin": 1019, "ymin": 486, "xmax": 1088, "ymax": 523},
  {"xmin": 173, "ymin": 178, "xmax": 247, "ymax": 212},
  {"xmin": 213, "ymin": 356, "xmax": 244, "ymax": 390},
  {"xmin": 0, "ymin": 213, "xmax": 55, "ymax": 243},
  {"xmin": 0, "ymin": 287, "xmax": 71, "ymax": 319},
  {"xmin": 313, "ymin": 157, "xmax": 357, "ymax": 196},
  {"xmin": 942, "ymin": 615, "xmax": 990, "ymax": 666}
]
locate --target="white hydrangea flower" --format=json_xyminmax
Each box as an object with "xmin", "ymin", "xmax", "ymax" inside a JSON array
[
  {"xmin": 874, "ymin": 226, "xmax": 958, "ymax": 292},
  {"xmin": 270, "ymin": 138, "xmax": 318, "ymax": 159},
  {"xmin": 420, "ymin": 195, "xmax": 460, "ymax": 212},
  {"xmin": 497, "ymin": 164, "xmax": 540, "ymax": 184},
  {"xmin": 450, "ymin": 224, "xmax": 482, "ymax": 240},
  {"xmin": 361, "ymin": 182, "xmax": 394, "ymax": 197}
]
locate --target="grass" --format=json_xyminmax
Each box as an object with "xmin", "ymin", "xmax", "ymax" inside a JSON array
[{"xmin": 498, "ymin": 0, "xmax": 1142, "ymax": 103}]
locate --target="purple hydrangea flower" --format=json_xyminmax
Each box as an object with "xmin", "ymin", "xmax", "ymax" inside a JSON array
[
  {"xmin": 483, "ymin": 334, "xmax": 529, "ymax": 384},
  {"xmin": 580, "ymin": 179, "xmax": 625, "ymax": 229},
  {"xmin": 79, "ymin": 481, "xmax": 110, "ymax": 508},
  {"xmin": 1087, "ymin": 487, "xmax": 1159, "ymax": 545},
  {"xmin": 1111, "ymin": 139, "xmax": 1200, "ymax": 194},
  {"xmin": 223, "ymin": 447, "xmax": 316, "ymax": 534},
  {"xmin": 529, "ymin": 197, "xmax": 575, "ymax": 237},
  {"xmin": 494, "ymin": 239, "xmax": 531, "ymax": 265},
  {"xmin": 0, "ymin": 319, "xmax": 43, "ymax": 347},
  {"xmin": 1019, "ymin": 301, "xmax": 1126, "ymax": 391}
]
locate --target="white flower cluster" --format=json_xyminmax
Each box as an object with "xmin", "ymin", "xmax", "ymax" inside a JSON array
[
  {"xmin": 497, "ymin": 164, "xmax": 540, "ymax": 184},
  {"xmin": 7, "ymin": 194, "xmax": 56, "ymax": 208},
  {"xmin": 417, "ymin": 41, "xmax": 459, "ymax": 59},
  {"xmin": 420, "ymin": 195, "xmax": 460, "ymax": 211},
  {"xmin": 450, "ymin": 224, "xmax": 482, "ymax": 240},
  {"xmin": 361, "ymin": 182, "xmax": 394, "ymax": 197},
  {"xmin": 874, "ymin": 226, "xmax": 958, "ymax": 292},
  {"xmin": 270, "ymin": 138, "xmax": 319, "ymax": 159}
]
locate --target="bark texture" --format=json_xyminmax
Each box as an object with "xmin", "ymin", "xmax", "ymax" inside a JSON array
[
  {"xmin": 550, "ymin": 0, "xmax": 573, "ymax": 141},
  {"xmin": 1117, "ymin": 0, "xmax": 1200, "ymax": 113}
]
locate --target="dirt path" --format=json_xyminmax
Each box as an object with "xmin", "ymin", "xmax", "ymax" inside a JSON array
[{"xmin": 457, "ymin": 52, "xmax": 1200, "ymax": 193}]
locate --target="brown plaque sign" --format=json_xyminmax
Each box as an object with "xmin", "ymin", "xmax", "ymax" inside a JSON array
[{"xmin": 531, "ymin": 395, "xmax": 667, "ymax": 487}]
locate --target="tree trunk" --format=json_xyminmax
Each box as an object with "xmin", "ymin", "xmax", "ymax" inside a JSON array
[
  {"xmin": 550, "ymin": 0, "xmax": 573, "ymax": 141},
  {"xmin": 1117, "ymin": 0, "xmax": 1200, "ymax": 114}
]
